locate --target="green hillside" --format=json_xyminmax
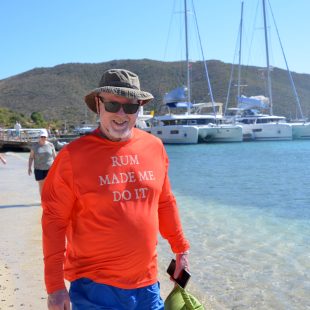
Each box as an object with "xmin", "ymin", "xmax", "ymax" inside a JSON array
[{"xmin": 0, "ymin": 59, "xmax": 309, "ymax": 128}]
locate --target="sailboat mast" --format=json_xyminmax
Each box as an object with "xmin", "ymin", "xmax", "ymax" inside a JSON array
[
  {"xmin": 237, "ymin": 1, "xmax": 244, "ymax": 101},
  {"xmin": 184, "ymin": 0, "xmax": 191, "ymax": 109},
  {"xmin": 262, "ymin": 0, "xmax": 273, "ymax": 115}
]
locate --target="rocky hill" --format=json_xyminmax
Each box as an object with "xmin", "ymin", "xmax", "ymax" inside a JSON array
[{"xmin": 0, "ymin": 59, "xmax": 309, "ymax": 127}]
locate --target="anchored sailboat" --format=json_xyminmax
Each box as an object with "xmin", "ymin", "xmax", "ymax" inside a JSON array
[
  {"xmin": 226, "ymin": 0, "xmax": 299, "ymax": 141},
  {"xmin": 142, "ymin": 0, "xmax": 242, "ymax": 144}
]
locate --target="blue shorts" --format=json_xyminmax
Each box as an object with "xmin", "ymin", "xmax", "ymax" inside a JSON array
[{"xmin": 69, "ymin": 278, "xmax": 164, "ymax": 310}]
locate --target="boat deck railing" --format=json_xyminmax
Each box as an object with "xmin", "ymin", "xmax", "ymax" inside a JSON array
[{"xmin": 0, "ymin": 130, "xmax": 43, "ymax": 143}]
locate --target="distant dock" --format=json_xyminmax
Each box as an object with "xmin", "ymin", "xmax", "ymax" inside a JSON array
[
  {"xmin": 0, "ymin": 138, "xmax": 34, "ymax": 151},
  {"xmin": 0, "ymin": 129, "xmax": 41, "ymax": 151},
  {"xmin": 0, "ymin": 128, "xmax": 79, "ymax": 152}
]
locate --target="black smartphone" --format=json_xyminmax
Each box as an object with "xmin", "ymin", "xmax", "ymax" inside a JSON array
[{"xmin": 166, "ymin": 258, "xmax": 191, "ymax": 289}]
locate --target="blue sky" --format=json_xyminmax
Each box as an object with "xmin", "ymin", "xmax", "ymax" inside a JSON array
[{"xmin": 1, "ymin": 0, "xmax": 309, "ymax": 80}]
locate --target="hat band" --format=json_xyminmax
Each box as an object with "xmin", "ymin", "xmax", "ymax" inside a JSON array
[{"xmin": 105, "ymin": 81, "xmax": 139, "ymax": 90}]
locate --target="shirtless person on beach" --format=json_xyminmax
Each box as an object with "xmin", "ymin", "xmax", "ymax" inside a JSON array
[{"xmin": 41, "ymin": 69, "xmax": 190, "ymax": 309}]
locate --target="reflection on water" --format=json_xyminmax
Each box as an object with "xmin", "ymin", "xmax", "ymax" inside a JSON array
[{"xmin": 158, "ymin": 141, "xmax": 310, "ymax": 309}]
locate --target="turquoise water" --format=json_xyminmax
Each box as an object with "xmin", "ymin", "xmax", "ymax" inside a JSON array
[
  {"xmin": 158, "ymin": 141, "xmax": 310, "ymax": 309},
  {"xmin": 7, "ymin": 142, "xmax": 309, "ymax": 309}
]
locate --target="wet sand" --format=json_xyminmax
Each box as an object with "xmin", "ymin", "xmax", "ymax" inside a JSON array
[
  {"xmin": 0, "ymin": 152, "xmax": 207, "ymax": 309},
  {"xmin": 0, "ymin": 152, "xmax": 45, "ymax": 309}
]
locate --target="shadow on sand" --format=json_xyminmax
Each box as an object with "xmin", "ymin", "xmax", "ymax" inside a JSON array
[{"xmin": 0, "ymin": 202, "xmax": 41, "ymax": 209}]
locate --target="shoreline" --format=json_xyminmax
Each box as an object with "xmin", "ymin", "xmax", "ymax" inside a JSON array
[
  {"xmin": 0, "ymin": 152, "xmax": 46, "ymax": 308},
  {"xmin": 0, "ymin": 152, "xmax": 211, "ymax": 309}
]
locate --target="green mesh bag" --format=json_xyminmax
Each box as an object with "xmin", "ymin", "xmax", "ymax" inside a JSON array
[{"xmin": 164, "ymin": 285, "xmax": 204, "ymax": 310}]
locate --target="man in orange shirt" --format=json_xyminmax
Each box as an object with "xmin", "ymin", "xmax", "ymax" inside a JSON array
[{"xmin": 41, "ymin": 69, "xmax": 190, "ymax": 309}]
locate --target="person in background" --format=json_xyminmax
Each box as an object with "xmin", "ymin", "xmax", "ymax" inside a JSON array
[
  {"xmin": 28, "ymin": 129, "xmax": 56, "ymax": 196},
  {"xmin": 41, "ymin": 69, "xmax": 190, "ymax": 309},
  {"xmin": 0, "ymin": 154, "xmax": 6, "ymax": 164},
  {"xmin": 14, "ymin": 121, "xmax": 22, "ymax": 138}
]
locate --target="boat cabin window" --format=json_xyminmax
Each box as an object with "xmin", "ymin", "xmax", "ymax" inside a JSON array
[
  {"xmin": 256, "ymin": 118, "xmax": 270, "ymax": 124},
  {"xmin": 240, "ymin": 119, "xmax": 256, "ymax": 124},
  {"xmin": 152, "ymin": 117, "xmax": 219, "ymax": 126}
]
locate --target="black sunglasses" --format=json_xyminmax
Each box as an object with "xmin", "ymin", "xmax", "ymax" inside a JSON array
[{"xmin": 97, "ymin": 96, "xmax": 140, "ymax": 114}]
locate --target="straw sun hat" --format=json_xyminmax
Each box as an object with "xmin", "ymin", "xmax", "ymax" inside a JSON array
[{"xmin": 84, "ymin": 69, "xmax": 154, "ymax": 113}]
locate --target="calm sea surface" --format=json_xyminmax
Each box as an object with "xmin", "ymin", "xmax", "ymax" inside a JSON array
[
  {"xmin": 158, "ymin": 140, "xmax": 310, "ymax": 310},
  {"xmin": 10, "ymin": 141, "xmax": 310, "ymax": 309}
]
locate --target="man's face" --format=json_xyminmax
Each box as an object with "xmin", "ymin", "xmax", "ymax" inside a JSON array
[{"xmin": 96, "ymin": 93, "xmax": 140, "ymax": 141}]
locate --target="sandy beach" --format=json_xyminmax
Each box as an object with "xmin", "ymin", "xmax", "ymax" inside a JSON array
[
  {"xmin": 0, "ymin": 152, "xmax": 207, "ymax": 309},
  {"xmin": 0, "ymin": 152, "xmax": 46, "ymax": 309}
]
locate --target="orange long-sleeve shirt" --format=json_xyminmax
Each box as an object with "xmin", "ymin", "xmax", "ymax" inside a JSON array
[{"xmin": 41, "ymin": 128, "xmax": 190, "ymax": 294}]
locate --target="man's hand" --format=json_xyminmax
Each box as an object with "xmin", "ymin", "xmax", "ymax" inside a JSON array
[
  {"xmin": 174, "ymin": 251, "xmax": 189, "ymax": 279},
  {"xmin": 47, "ymin": 289, "xmax": 71, "ymax": 310}
]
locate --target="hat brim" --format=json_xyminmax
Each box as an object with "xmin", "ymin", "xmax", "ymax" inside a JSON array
[{"xmin": 84, "ymin": 86, "xmax": 154, "ymax": 113}]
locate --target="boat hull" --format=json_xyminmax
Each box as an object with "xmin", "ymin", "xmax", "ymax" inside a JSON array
[
  {"xmin": 143, "ymin": 123, "xmax": 243, "ymax": 144},
  {"xmin": 291, "ymin": 123, "xmax": 310, "ymax": 139},
  {"xmin": 240, "ymin": 123, "xmax": 292, "ymax": 141},
  {"xmin": 143, "ymin": 125, "xmax": 199, "ymax": 144},
  {"xmin": 199, "ymin": 125, "xmax": 243, "ymax": 142}
]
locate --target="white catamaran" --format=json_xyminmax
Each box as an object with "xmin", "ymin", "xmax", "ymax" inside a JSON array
[
  {"xmin": 140, "ymin": 0, "xmax": 242, "ymax": 144},
  {"xmin": 224, "ymin": 0, "xmax": 310, "ymax": 141}
]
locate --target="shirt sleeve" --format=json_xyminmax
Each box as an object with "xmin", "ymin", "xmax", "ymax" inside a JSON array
[
  {"xmin": 158, "ymin": 147, "xmax": 190, "ymax": 254},
  {"xmin": 41, "ymin": 148, "xmax": 76, "ymax": 294}
]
